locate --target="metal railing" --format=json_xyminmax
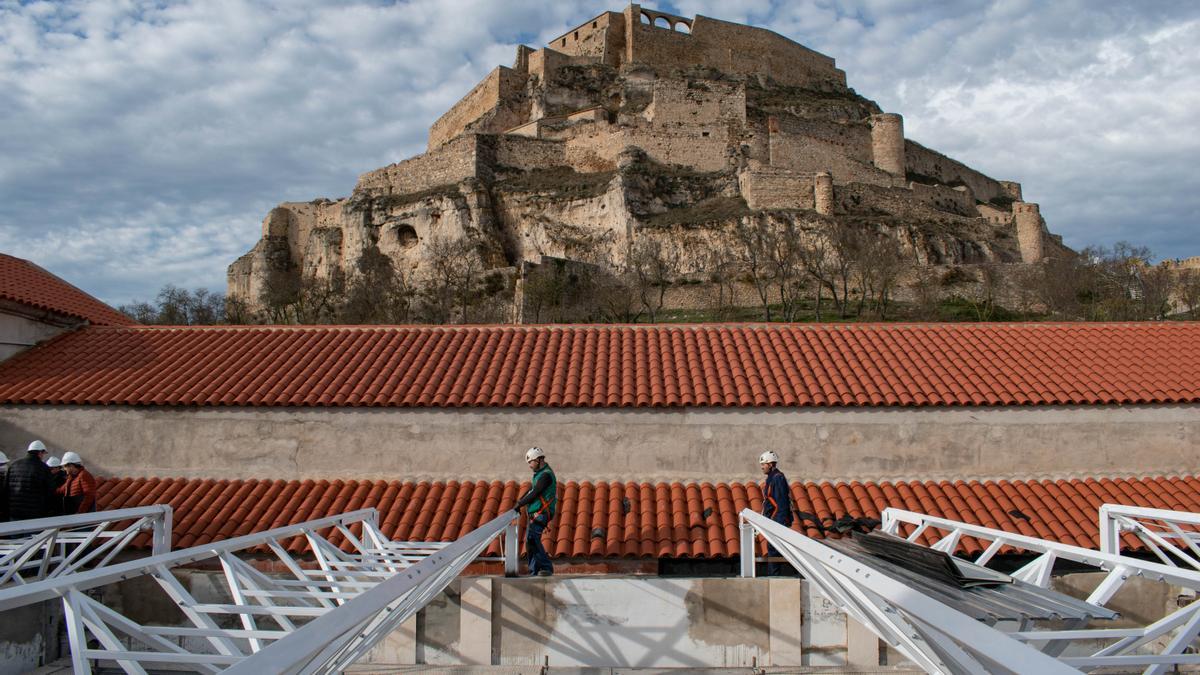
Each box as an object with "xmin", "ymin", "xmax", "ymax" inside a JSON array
[{"xmin": 0, "ymin": 506, "xmax": 172, "ymax": 587}]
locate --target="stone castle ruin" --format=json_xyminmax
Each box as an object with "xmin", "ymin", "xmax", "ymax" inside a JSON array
[{"xmin": 228, "ymin": 4, "xmax": 1069, "ymax": 319}]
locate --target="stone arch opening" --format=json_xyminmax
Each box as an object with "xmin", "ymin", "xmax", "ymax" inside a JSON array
[
  {"xmin": 639, "ymin": 12, "xmax": 651, "ymax": 24},
  {"xmin": 653, "ymin": 16, "xmax": 670, "ymax": 29},
  {"xmin": 674, "ymin": 21, "xmax": 691, "ymax": 33},
  {"xmin": 393, "ymin": 223, "xmax": 419, "ymax": 249}
]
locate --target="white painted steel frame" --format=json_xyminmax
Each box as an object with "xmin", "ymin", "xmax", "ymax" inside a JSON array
[
  {"xmin": 739, "ymin": 504, "xmax": 1200, "ymax": 672},
  {"xmin": 1, "ymin": 507, "xmax": 520, "ymax": 674},
  {"xmin": 1098, "ymin": 504, "xmax": 1200, "ymax": 571},
  {"xmin": 0, "ymin": 506, "xmax": 171, "ymax": 587}
]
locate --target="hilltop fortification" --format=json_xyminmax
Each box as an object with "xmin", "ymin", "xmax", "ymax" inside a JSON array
[{"xmin": 229, "ymin": 5, "xmax": 1068, "ymax": 318}]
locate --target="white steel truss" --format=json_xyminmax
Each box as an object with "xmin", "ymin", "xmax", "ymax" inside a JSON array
[
  {"xmin": 0, "ymin": 507, "xmax": 519, "ymax": 674},
  {"xmin": 1099, "ymin": 504, "xmax": 1200, "ymax": 571},
  {"xmin": 740, "ymin": 504, "xmax": 1200, "ymax": 675},
  {"xmin": 0, "ymin": 506, "xmax": 172, "ymax": 587}
]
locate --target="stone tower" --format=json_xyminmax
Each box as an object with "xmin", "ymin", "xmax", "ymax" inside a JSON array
[
  {"xmin": 1014, "ymin": 202, "xmax": 1045, "ymax": 262},
  {"xmin": 871, "ymin": 113, "xmax": 905, "ymax": 177}
]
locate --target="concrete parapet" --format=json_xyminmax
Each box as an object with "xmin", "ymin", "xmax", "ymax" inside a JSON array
[
  {"xmin": 814, "ymin": 172, "xmax": 834, "ymax": 215},
  {"xmin": 1014, "ymin": 201, "xmax": 1045, "ymax": 262},
  {"xmin": 871, "ymin": 113, "xmax": 905, "ymax": 177}
]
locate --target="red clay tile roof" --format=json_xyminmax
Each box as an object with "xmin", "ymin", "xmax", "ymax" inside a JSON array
[
  {"xmin": 2, "ymin": 322, "xmax": 1199, "ymax": 407},
  {"xmin": 0, "ymin": 254, "xmax": 135, "ymax": 326},
  {"xmin": 96, "ymin": 475, "xmax": 1200, "ymax": 557}
]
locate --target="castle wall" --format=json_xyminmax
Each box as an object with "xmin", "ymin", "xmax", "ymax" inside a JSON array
[
  {"xmin": 356, "ymin": 135, "xmax": 480, "ymax": 196},
  {"xmin": 427, "ymin": 66, "xmax": 528, "ymax": 150},
  {"xmin": 546, "ymin": 11, "xmax": 624, "ymax": 67},
  {"xmin": 768, "ymin": 127, "xmax": 894, "ymax": 187},
  {"xmin": 645, "ymin": 79, "xmax": 746, "ymax": 126},
  {"xmin": 487, "ymin": 135, "xmax": 567, "ymax": 172},
  {"xmin": 772, "ymin": 117, "xmax": 873, "ymax": 165},
  {"xmin": 565, "ymin": 124, "xmax": 732, "ymax": 173},
  {"xmin": 905, "ymin": 140, "xmax": 1005, "ymax": 203},
  {"xmin": 908, "ymin": 183, "xmax": 978, "ymax": 218},
  {"xmin": 623, "ymin": 6, "xmax": 845, "ymax": 89},
  {"xmin": 738, "ymin": 167, "xmax": 815, "ymax": 211}
]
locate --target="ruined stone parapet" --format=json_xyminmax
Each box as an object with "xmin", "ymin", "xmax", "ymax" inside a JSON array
[
  {"xmin": 1014, "ymin": 202, "xmax": 1045, "ymax": 262},
  {"xmin": 871, "ymin": 113, "xmax": 905, "ymax": 177},
  {"xmin": 999, "ymin": 181, "xmax": 1023, "ymax": 202},
  {"xmin": 814, "ymin": 172, "xmax": 834, "ymax": 215}
]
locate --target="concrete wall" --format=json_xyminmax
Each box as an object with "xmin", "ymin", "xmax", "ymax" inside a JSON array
[
  {"xmin": 2, "ymin": 404, "xmax": 1198, "ymax": 484},
  {"xmin": 0, "ymin": 310, "xmax": 70, "ymax": 362}
]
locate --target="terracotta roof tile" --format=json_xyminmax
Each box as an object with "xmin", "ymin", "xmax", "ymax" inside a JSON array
[
  {"xmin": 3, "ymin": 323, "xmax": 1200, "ymax": 408},
  {"xmin": 0, "ymin": 254, "xmax": 135, "ymax": 327},
  {"xmin": 92, "ymin": 474, "xmax": 1200, "ymax": 558}
]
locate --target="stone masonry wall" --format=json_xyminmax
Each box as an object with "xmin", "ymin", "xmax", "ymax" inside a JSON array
[
  {"xmin": 546, "ymin": 11, "xmax": 622, "ymax": 65},
  {"xmin": 772, "ymin": 116, "xmax": 873, "ymax": 164},
  {"xmin": 356, "ymin": 135, "xmax": 480, "ymax": 195},
  {"xmin": 484, "ymin": 135, "xmax": 567, "ymax": 173},
  {"xmin": 905, "ymin": 140, "xmax": 1005, "ymax": 202},
  {"xmin": 427, "ymin": 66, "xmax": 528, "ymax": 150},
  {"xmin": 769, "ymin": 128, "xmax": 894, "ymax": 187},
  {"xmin": 738, "ymin": 167, "xmax": 815, "ymax": 210},
  {"xmin": 645, "ymin": 79, "xmax": 746, "ymax": 126},
  {"xmin": 626, "ymin": 9, "xmax": 846, "ymax": 89}
]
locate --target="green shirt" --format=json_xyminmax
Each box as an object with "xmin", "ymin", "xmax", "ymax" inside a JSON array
[{"xmin": 528, "ymin": 463, "xmax": 557, "ymax": 518}]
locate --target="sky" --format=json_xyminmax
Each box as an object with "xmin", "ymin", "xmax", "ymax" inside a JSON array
[{"xmin": 1, "ymin": 0, "xmax": 1197, "ymax": 307}]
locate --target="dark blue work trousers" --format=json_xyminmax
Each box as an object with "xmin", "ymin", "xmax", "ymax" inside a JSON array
[{"xmin": 526, "ymin": 512, "xmax": 554, "ymax": 575}]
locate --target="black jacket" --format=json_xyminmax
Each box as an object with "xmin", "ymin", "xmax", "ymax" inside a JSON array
[{"xmin": 2, "ymin": 454, "xmax": 56, "ymax": 521}]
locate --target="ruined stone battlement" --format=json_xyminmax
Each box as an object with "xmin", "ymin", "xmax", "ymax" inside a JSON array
[{"xmin": 229, "ymin": 6, "xmax": 1067, "ymax": 317}]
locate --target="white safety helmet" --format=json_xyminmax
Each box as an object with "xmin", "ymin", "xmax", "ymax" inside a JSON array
[
  {"xmin": 0, "ymin": 450, "xmax": 7, "ymax": 464},
  {"xmin": 758, "ymin": 451, "xmax": 780, "ymax": 465},
  {"xmin": 62, "ymin": 451, "xmax": 83, "ymax": 466},
  {"xmin": 47, "ymin": 456, "xmax": 62, "ymax": 468},
  {"xmin": 525, "ymin": 447, "xmax": 545, "ymax": 462},
  {"xmin": 27, "ymin": 440, "xmax": 47, "ymax": 453}
]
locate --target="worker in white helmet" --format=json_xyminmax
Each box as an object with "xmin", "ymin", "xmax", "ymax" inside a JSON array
[
  {"xmin": 1, "ymin": 440, "xmax": 56, "ymax": 521},
  {"xmin": 46, "ymin": 456, "xmax": 67, "ymax": 514},
  {"xmin": 513, "ymin": 447, "xmax": 557, "ymax": 576},
  {"xmin": 58, "ymin": 451, "xmax": 98, "ymax": 515},
  {"xmin": 759, "ymin": 450, "xmax": 794, "ymax": 576}
]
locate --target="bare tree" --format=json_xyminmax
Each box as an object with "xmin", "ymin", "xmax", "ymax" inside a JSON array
[
  {"xmin": 733, "ymin": 218, "xmax": 776, "ymax": 321},
  {"xmin": 908, "ymin": 266, "xmax": 943, "ymax": 320},
  {"xmin": 962, "ymin": 264, "xmax": 1000, "ymax": 321},
  {"xmin": 119, "ymin": 284, "xmax": 227, "ymax": 325},
  {"xmin": 1178, "ymin": 268, "xmax": 1200, "ymax": 318},
  {"xmin": 627, "ymin": 237, "xmax": 677, "ymax": 322}
]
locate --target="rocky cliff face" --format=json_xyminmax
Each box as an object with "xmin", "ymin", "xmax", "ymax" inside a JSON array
[{"xmin": 228, "ymin": 7, "xmax": 1068, "ymax": 320}]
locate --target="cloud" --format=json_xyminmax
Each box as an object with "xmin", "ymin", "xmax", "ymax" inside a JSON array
[{"xmin": 0, "ymin": 0, "xmax": 1197, "ymax": 306}]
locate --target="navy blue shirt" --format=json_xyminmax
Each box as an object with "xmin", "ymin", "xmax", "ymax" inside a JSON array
[{"xmin": 761, "ymin": 468, "xmax": 793, "ymax": 526}]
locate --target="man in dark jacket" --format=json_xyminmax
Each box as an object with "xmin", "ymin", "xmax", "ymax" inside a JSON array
[
  {"xmin": 1, "ymin": 440, "xmax": 57, "ymax": 521},
  {"xmin": 759, "ymin": 451, "xmax": 794, "ymax": 576},
  {"xmin": 513, "ymin": 447, "xmax": 557, "ymax": 576}
]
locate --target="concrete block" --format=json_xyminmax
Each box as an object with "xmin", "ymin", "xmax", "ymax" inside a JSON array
[
  {"xmin": 767, "ymin": 578, "xmax": 803, "ymax": 666},
  {"xmin": 365, "ymin": 615, "xmax": 417, "ymax": 665},
  {"xmin": 846, "ymin": 616, "xmax": 881, "ymax": 669},
  {"xmin": 460, "ymin": 577, "xmax": 493, "ymax": 665}
]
